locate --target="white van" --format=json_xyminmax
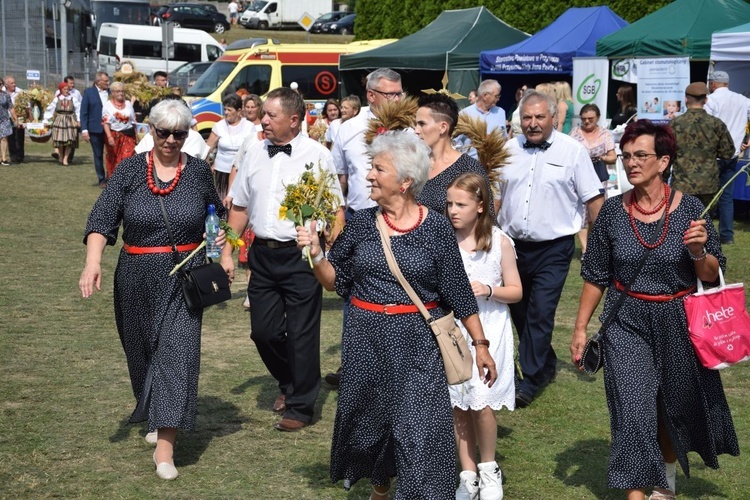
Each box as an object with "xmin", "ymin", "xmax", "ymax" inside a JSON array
[{"xmin": 97, "ymin": 23, "xmax": 223, "ymax": 77}]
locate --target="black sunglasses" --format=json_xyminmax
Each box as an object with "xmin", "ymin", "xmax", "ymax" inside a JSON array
[{"xmin": 153, "ymin": 127, "xmax": 189, "ymax": 140}]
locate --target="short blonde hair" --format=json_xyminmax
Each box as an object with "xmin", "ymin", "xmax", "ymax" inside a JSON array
[{"xmin": 110, "ymin": 81, "xmax": 125, "ymax": 92}]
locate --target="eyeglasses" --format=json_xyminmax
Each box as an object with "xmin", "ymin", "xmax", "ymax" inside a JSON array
[
  {"xmin": 153, "ymin": 127, "xmax": 189, "ymax": 140},
  {"xmin": 370, "ymin": 88, "xmax": 403, "ymax": 100},
  {"xmin": 618, "ymin": 152, "xmax": 659, "ymax": 163}
]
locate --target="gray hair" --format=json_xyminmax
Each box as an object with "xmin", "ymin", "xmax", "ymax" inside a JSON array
[
  {"xmin": 478, "ymin": 79, "xmax": 501, "ymax": 96},
  {"xmin": 95, "ymin": 71, "xmax": 108, "ymax": 82},
  {"xmin": 366, "ymin": 68, "xmax": 401, "ymax": 90},
  {"xmin": 149, "ymin": 99, "xmax": 193, "ymax": 130},
  {"xmin": 368, "ymin": 131, "xmax": 430, "ymax": 196},
  {"xmin": 110, "ymin": 81, "xmax": 124, "ymax": 92},
  {"xmin": 519, "ymin": 89, "xmax": 558, "ymax": 118}
]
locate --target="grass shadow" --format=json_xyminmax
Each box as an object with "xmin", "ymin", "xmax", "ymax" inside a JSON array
[
  {"xmin": 229, "ymin": 374, "xmax": 280, "ymax": 411},
  {"xmin": 554, "ymin": 438, "xmax": 614, "ymax": 499},
  {"xmin": 172, "ymin": 395, "xmax": 249, "ymax": 466},
  {"xmin": 323, "ymin": 296, "xmax": 344, "ymax": 311}
]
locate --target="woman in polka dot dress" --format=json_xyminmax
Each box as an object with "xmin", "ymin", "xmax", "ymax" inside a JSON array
[
  {"xmin": 447, "ymin": 173, "xmax": 522, "ymax": 500},
  {"xmin": 296, "ymin": 131, "xmax": 498, "ymax": 499},
  {"xmin": 79, "ymin": 100, "xmax": 226, "ymax": 481},
  {"xmin": 570, "ymin": 121, "xmax": 739, "ymax": 500}
]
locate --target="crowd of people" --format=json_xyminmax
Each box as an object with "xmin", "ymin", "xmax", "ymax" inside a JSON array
[{"xmin": 59, "ymin": 65, "xmax": 745, "ymax": 499}]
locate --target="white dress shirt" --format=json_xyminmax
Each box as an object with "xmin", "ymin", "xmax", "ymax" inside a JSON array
[
  {"xmin": 231, "ymin": 130, "xmax": 260, "ymax": 168},
  {"xmin": 135, "ymin": 129, "xmax": 210, "ymax": 159},
  {"xmin": 705, "ymin": 87, "xmax": 750, "ymax": 155},
  {"xmin": 497, "ymin": 130, "xmax": 603, "ymax": 242},
  {"xmin": 325, "ymin": 118, "xmax": 341, "ymax": 144},
  {"xmin": 331, "ymin": 107, "xmax": 377, "ymax": 211},
  {"xmin": 230, "ymin": 133, "xmax": 343, "ymax": 241}
]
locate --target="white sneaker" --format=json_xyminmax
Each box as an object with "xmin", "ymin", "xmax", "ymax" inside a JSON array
[
  {"xmin": 455, "ymin": 470, "xmax": 479, "ymax": 500},
  {"xmin": 477, "ymin": 461, "xmax": 503, "ymax": 500}
]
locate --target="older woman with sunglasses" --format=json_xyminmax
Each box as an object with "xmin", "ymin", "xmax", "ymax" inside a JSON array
[
  {"xmin": 79, "ymin": 99, "xmax": 226, "ymax": 481},
  {"xmin": 570, "ymin": 120, "xmax": 738, "ymax": 500}
]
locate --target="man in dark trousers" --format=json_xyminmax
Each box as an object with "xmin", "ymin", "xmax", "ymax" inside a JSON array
[
  {"xmin": 80, "ymin": 71, "xmax": 110, "ymax": 187},
  {"xmin": 221, "ymin": 87, "xmax": 344, "ymax": 432},
  {"xmin": 497, "ymin": 90, "xmax": 604, "ymax": 408}
]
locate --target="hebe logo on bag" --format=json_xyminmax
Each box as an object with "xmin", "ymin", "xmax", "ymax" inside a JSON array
[{"xmin": 702, "ymin": 306, "xmax": 735, "ymax": 328}]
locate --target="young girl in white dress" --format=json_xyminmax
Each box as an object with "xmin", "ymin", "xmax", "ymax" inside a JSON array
[{"xmin": 446, "ymin": 173, "xmax": 522, "ymax": 500}]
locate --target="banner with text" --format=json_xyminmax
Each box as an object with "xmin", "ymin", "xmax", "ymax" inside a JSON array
[
  {"xmin": 636, "ymin": 57, "xmax": 690, "ymax": 125},
  {"xmin": 572, "ymin": 57, "xmax": 609, "ymax": 128}
]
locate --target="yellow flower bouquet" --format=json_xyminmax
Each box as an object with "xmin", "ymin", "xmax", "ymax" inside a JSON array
[{"xmin": 279, "ymin": 161, "xmax": 342, "ymax": 267}]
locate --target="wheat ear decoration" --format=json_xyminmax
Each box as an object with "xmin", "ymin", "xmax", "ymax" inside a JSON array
[
  {"xmin": 364, "ymin": 96, "xmax": 419, "ymax": 145},
  {"xmin": 453, "ymin": 114, "xmax": 510, "ymax": 186}
]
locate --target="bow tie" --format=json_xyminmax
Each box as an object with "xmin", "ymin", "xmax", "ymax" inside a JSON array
[
  {"xmin": 268, "ymin": 144, "xmax": 292, "ymax": 158},
  {"xmin": 523, "ymin": 140, "xmax": 551, "ymax": 151}
]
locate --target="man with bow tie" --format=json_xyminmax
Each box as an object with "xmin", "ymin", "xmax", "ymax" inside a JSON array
[
  {"xmin": 497, "ymin": 90, "xmax": 603, "ymax": 409},
  {"xmin": 222, "ymin": 87, "xmax": 344, "ymax": 432}
]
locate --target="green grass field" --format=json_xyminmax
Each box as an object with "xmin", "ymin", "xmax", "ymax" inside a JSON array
[{"xmin": 1, "ymin": 142, "xmax": 748, "ymax": 499}]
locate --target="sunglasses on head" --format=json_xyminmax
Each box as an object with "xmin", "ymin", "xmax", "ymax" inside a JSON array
[{"xmin": 153, "ymin": 127, "xmax": 189, "ymax": 140}]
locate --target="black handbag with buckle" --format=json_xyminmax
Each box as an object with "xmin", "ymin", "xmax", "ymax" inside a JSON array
[
  {"xmin": 158, "ymin": 198, "xmax": 231, "ymax": 311},
  {"xmin": 579, "ymin": 189, "xmax": 674, "ymax": 374}
]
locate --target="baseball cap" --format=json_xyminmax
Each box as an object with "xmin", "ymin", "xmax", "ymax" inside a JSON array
[
  {"xmin": 685, "ymin": 82, "xmax": 708, "ymax": 98},
  {"xmin": 709, "ymin": 71, "xmax": 729, "ymax": 83}
]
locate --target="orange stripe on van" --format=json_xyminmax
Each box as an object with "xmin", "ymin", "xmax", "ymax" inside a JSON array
[
  {"xmin": 218, "ymin": 54, "xmax": 243, "ymax": 62},
  {"xmin": 277, "ymin": 52, "xmax": 342, "ymax": 64}
]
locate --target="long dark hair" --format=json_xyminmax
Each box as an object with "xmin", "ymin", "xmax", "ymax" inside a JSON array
[{"xmin": 447, "ymin": 173, "xmax": 494, "ymax": 252}]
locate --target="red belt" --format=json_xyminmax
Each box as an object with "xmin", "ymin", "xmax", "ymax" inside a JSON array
[
  {"xmin": 614, "ymin": 280, "xmax": 695, "ymax": 302},
  {"xmin": 123, "ymin": 242, "xmax": 201, "ymax": 255},
  {"xmin": 351, "ymin": 296, "xmax": 439, "ymax": 315}
]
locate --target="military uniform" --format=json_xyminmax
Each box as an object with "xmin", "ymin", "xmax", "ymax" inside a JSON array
[{"xmin": 670, "ymin": 108, "xmax": 735, "ymax": 203}]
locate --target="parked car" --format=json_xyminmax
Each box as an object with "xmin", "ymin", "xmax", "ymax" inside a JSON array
[
  {"xmin": 155, "ymin": 4, "xmax": 229, "ymax": 33},
  {"xmin": 321, "ymin": 13, "xmax": 355, "ymax": 35},
  {"xmin": 310, "ymin": 11, "xmax": 348, "ymax": 34},
  {"xmin": 169, "ymin": 61, "xmax": 213, "ymax": 93}
]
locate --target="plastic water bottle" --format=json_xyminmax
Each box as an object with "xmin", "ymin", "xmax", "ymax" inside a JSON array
[{"xmin": 205, "ymin": 204, "xmax": 221, "ymax": 258}]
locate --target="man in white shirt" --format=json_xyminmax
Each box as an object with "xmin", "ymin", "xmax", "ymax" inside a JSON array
[
  {"xmin": 497, "ymin": 90, "xmax": 604, "ymax": 408},
  {"xmin": 228, "ymin": 0, "xmax": 239, "ymax": 26},
  {"xmin": 80, "ymin": 71, "xmax": 110, "ymax": 187},
  {"xmin": 704, "ymin": 70, "xmax": 750, "ymax": 245},
  {"xmin": 222, "ymin": 87, "xmax": 344, "ymax": 432},
  {"xmin": 2, "ymin": 75, "xmax": 24, "ymax": 163}
]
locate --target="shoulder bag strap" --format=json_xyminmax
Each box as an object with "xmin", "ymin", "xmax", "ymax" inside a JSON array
[
  {"xmin": 597, "ymin": 188, "xmax": 676, "ymax": 336},
  {"xmin": 375, "ymin": 211, "xmax": 435, "ymax": 323},
  {"xmin": 158, "ymin": 197, "xmax": 182, "ymax": 267}
]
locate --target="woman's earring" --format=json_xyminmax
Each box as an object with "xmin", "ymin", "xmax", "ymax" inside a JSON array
[{"xmin": 399, "ymin": 186, "xmax": 406, "ymax": 193}]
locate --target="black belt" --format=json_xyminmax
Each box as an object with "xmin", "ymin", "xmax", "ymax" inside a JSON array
[{"xmin": 253, "ymin": 237, "xmax": 297, "ymax": 249}]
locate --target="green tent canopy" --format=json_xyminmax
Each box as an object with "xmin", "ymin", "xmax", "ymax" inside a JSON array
[
  {"xmin": 596, "ymin": 0, "xmax": 750, "ymax": 59},
  {"xmin": 339, "ymin": 6, "xmax": 528, "ymax": 98}
]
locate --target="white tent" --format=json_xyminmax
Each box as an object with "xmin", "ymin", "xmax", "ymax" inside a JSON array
[{"xmin": 710, "ymin": 22, "xmax": 750, "ymax": 96}]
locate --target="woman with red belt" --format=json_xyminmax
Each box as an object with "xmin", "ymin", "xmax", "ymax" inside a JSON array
[
  {"xmin": 570, "ymin": 120, "xmax": 738, "ymax": 500},
  {"xmin": 79, "ymin": 100, "xmax": 226, "ymax": 481}
]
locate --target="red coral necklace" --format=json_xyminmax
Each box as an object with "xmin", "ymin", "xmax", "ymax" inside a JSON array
[
  {"xmin": 147, "ymin": 151, "xmax": 182, "ymax": 196},
  {"xmin": 628, "ymin": 184, "xmax": 670, "ymax": 249},
  {"xmin": 382, "ymin": 203, "xmax": 424, "ymax": 234}
]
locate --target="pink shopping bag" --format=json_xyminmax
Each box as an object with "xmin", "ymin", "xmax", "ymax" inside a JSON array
[{"xmin": 683, "ymin": 269, "xmax": 750, "ymax": 370}]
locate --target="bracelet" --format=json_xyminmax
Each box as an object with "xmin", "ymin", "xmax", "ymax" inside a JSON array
[
  {"xmin": 486, "ymin": 284, "xmax": 493, "ymax": 301},
  {"xmin": 689, "ymin": 247, "xmax": 707, "ymax": 261},
  {"xmin": 472, "ymin": 339, "xmax": 490, "ymax": 347},
  {"xmin": 311, "ymin": 247, "xmax": 325, "ymax": 264}
]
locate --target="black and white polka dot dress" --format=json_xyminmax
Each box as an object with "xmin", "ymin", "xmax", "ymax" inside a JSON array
[
  {"xmin": 85, "ymin": 153, "xmax": 225, "ymax": 432},
  {"xmin": 417, "ymin": 153, "xmax": 495, "ymax": 219},
  {"xmin": 326, "ymin": 207, "xmax": 478, "ymax": 499},
  {"xmin": 582, "ymin": 193, "xmax": 739, "ymax": 490}
]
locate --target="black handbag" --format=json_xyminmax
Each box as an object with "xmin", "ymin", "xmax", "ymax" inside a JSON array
[
  {"xmin": 579, "ymin": 189, "xmax": 674, "ymax": 374},
  {"xmin": 159, "ymin": 198, "xmax": 231, "ymax": 311},
  {"xmin": 592, "ymin": 158, "xmax": 609, "ymax": 182}
]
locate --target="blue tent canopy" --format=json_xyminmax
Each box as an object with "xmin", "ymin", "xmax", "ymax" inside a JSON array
[{"xmin": 480, "ymin": 6, "xmax": 628, "ymax": 76}]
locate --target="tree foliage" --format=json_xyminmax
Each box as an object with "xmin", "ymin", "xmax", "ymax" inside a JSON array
[{"xmin": 354, "ymin": 0, "xmax": 675, "ymax": 40}]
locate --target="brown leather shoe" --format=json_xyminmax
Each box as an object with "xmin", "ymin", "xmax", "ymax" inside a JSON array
[
  {"xmin": 274, "ymin": 418, "xmax": 307, "ymax": 432},
  {"xmin": 272, "ymin": 394, "xmax": 286, "ymax": 413}
]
